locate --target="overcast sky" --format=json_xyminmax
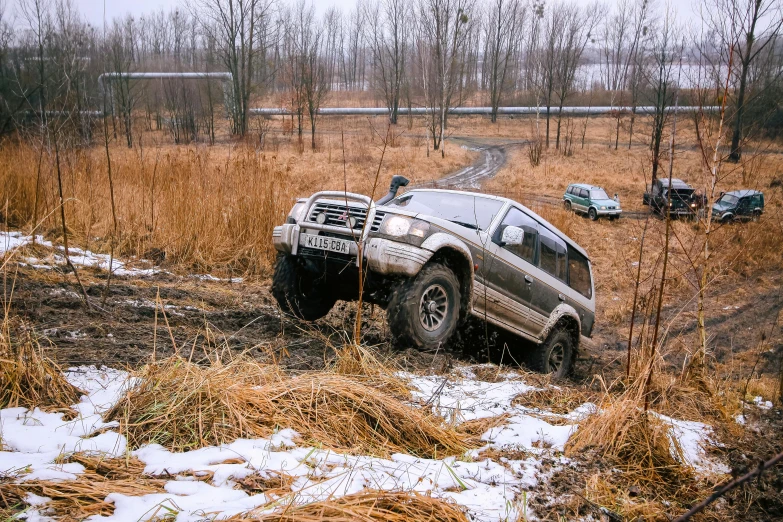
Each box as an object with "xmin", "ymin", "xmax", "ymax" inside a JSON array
[
  {"xmin": 79, "ymin": 0, "xmax": 361, "ymax": 25},
  {"xmin": 77, "ymin": 0, "xmax": 702, "ymax": 27}
]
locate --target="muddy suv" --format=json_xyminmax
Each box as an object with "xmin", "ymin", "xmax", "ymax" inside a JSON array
[
  {"xmin": 712, "ymin": 190, "xmax": 764, "ymax": 222},
  {"xmin": 271, "ymin": 177, "xmax": 595, "ymax": 377}
]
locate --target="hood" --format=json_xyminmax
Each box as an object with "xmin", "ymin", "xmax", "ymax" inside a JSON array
[
  {"xmin": 712, "ymin": 201, "xmax": 732, "ymax": 213},
  {"xmin": 593, "ymin": 198, "xmax": 620, "ymax": 208}
]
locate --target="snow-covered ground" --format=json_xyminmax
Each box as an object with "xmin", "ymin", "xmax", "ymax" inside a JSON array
[
  {"xmin": 0, "ymin": 365, "xmax": 729, "ymax": 522},
  {"xmin": 0, "ymin": 231, "xmax": 242, "ymax": 282}
]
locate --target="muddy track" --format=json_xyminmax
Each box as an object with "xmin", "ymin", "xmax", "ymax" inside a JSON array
[{"xmin": 428, "ymin": 137, "xmax": 651, "ymax": 219}]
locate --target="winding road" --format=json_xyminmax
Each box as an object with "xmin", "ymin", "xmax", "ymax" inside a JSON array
[{"xmin": 431, "ymin": 137, "xmax": 648, "ymax": 219}]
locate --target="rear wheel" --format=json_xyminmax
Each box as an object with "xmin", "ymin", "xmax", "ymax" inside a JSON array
[
  {"xmin": 387, "ymin": 263, "xmax": 461, "ymax": 351},
  {"xmin": 532, "ymin": 327, "xmax": 575, "ymax": 380},
  {"xmin": 564, "ymin": 200, "xmax": 572, "ymax": 211},
  {"xmin": 588, "ymin": 207, "xmax": 598, "ymax": 221},
  {"xmin": 271, "ymin": 255, "xmax": 336, "ymax": 321}
]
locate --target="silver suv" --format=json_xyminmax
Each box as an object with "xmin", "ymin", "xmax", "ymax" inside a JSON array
[{"xmin": 272, "ymin": 177, "xmax": 595, "ymax": 378}]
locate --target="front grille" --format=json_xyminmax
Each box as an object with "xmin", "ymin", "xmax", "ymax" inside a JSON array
[{"xmin": 307, "ymin": 202, "xmax": 385, "ymax": 232}]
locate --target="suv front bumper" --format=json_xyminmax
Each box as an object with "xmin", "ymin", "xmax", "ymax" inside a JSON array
[
  {"xmin": 273, "ymin": 224, "xmax": 431, "ymax": 277},
  {"xmin": 595, "ymin": 208, "xmax": 622, "ymax": 216}
]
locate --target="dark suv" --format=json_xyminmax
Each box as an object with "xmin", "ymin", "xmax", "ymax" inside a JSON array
[
  {"xmin": 712, "ymin": 190, "xmax": 764, "ymax": 222},
  {"xmin": 271, "ymin": 178, "xmax": 595, "ymax": 378}
]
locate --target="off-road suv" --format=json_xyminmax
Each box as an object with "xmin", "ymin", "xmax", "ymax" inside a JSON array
[{"xmin": 271, "ymin": 176, "xmax": 595, "ymax": 378}]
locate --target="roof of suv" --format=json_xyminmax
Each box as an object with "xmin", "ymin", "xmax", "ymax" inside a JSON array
[
  {"xmin": 568, "ymin": 183, "xmax": 602, "ymax": 191},
  {"xmin": 725, "ymin": 189, "xmax": 762, "ymax": 197},
  {"xmin": 659, "ymin": 178, "xmax": 693, "ymax": 189},
  {"xmin": 394, "ymin": 188, "xmax": 589, "ymax": 259}
]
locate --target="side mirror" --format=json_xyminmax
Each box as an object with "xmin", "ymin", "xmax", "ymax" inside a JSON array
[
  {"xmin": 613, "ymin": 193, "xmax": 619, "ymax": 202},
  {"xmin": 501, "ymin": 225, "xmax": 524, "ymax": 247},
  {"xmin": 719, "ymin": 191, "xmax": 725, "ymax": 198}
]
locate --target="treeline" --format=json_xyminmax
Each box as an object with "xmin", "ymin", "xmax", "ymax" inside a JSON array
[{"xmin": 0, "ymin": 0, "xmax": 781, "ymax": 157}]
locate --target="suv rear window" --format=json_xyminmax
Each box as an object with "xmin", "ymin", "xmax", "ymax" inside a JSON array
[{"xmin": 568, "ymin": 246, "xmax": 592, "ymax": 298}]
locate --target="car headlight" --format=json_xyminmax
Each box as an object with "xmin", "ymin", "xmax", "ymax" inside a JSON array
[
  {"xmin": 378, "ymin": 216, "xmax": 431, "ymax": 241},
  {"xmin": 286, "ymin": 201, "xmax": 307, "ymax": 224},
  {"xmin": 690, "ymin": 203, "xmax": 697, "ymax": 208},
  {"xmin": 600, "ymin": 206, "xmax": 606, "ymax": 210},
  {"xmin": 380, "ymin": 215, "xmax": 412, "ymax": 236}
]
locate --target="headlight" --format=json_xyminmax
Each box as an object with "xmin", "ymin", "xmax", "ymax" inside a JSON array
[
  {"xmin": 600, "ymin": 206, "xmax": 606, "ymax": 210},
  {"xmin": 691, "ymin": 203, "xmax": 697, "ymax": 208},
  {"xmin": 380, "ymin": 215, "xmax": 412, "ymax": 236},
  {"xmin": 409, "ymin": 220, "xmax": 430, "ymax": 238},
  {"xmin": 287, "ymin": 201, "xmax": 307, "ymax": 224}
]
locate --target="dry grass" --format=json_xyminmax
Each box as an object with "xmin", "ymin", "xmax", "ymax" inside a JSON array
[
  {"xmin": 105, "ymin": 354, "xmax": 472, "ymax": 458},
  {"xmin": 5, "ymin": 454, "xmax": 165, "ymax": 521},
  {"xmin": 237, "ymin": 490, "xmax": 469, "ymax": 522},
  {"xmin": 103, "ymin": 355, "xmax": 280, "ymax": 451},
  {"xmin": 0, "ymin": 316, "xmax": 82, "ymax": 411},
  {"xmin": 566, "ymin": 382, "xmax": 687, "ymax": 485},
  {"xmin": 0, "ymin": 125, "xmax": 473, "ymax": 278},
  {"xmin": 513, "ymin": 386, "xmax": 595, "ymax": 415}
]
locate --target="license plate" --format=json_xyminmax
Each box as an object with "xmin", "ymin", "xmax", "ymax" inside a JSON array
[{"xmin": 301, "ymin": 234, "xmax": 353, "ymax": 254}]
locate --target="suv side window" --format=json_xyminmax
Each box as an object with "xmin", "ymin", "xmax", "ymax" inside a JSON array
[
  {"xmin": 568, "ymin": 246, "xmax": 592, "ymax": 299},
  {"xmin": 539, "ymin": 227, "xmax": 567, "ymax": 281},
  {"xmin": 492, "ymin": 207, "xmax": 538, "ymax": 264},
  {"xmin": 567, "ymin": 186, "xmax": 574, "ymax": 195},
  {"xmin": 752, "ymin": 194, "xmax": 763, "ymax": 207}
]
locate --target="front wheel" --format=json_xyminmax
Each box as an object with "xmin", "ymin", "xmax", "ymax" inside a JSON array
[
  {"xmin": 387, "ymin": 263, "xmax": 461, "ymax": 351},
  {"xmin": 588, "ymin": 207, "xmax": 598, "ymax": 221},
  {"xmin": 751, "ymin": 211, "xmax": 761, "ymax": 222},
  {"xmin": 271, "ymin": 255, "xmax": 336, "ymax": 321},
  {"xmin": 532, "ymin": 328, "xmax": 575, "ymax": 380}
]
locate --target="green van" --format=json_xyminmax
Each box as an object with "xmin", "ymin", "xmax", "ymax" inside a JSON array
[{"xmin": 563, "ymin": 183, "xmax": 622, "ymax": 221}]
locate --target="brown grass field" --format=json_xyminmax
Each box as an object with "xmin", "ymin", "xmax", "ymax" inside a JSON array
[{"xmin": 2, "ymin": 108, "xmax": 783, "ymax": 520}]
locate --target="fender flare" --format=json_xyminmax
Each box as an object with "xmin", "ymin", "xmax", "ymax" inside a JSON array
[{"xmin": 539, "ymin": 303, "xmax": 581, "ymax": 343}]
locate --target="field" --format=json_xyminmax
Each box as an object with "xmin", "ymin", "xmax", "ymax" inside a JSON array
[{"xmin": 1, "ymin": 111, "xmax": 782, "ymax": 521}]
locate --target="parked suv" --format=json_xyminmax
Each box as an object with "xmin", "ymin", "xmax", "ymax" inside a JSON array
[
  {"xmin": 563, "ymin": 184, "xmax": 622, "ymax": 220},
  {"xmin": 712, "ymin": 190, "xmax": 764, "ymax": 222},
  {"xmin": 643, "ymin": 178, "xmax": 697, "ymax": 217},
  {"xmin": 271, "ymin": 176, "xmax": 595, "ymax": 378}
]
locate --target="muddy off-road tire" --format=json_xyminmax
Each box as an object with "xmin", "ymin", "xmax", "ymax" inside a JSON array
[
  {"xmin": 387, "ymin": 263, "xmax": 461, "ymax": 351},
  {"xmin": 271, "ymin": 255, "xmax": 336, "ymax": 321},
  {"xmin": 532, "ymin": 327, "xmax": 575, "ymax": 380}
]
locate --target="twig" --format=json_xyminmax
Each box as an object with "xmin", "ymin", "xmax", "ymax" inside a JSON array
[{"xmin": 671, "ymin": 450, "xmax": 783, "ymax": 522}]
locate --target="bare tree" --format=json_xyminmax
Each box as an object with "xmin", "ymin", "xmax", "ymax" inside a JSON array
[
  {"xmin": 367, "ymin": 0, "xmax": 410, "ymax": 124},
  {"xmin": 703, "ymin": 0, "xmax": 783, "ymax": 161},
  {"xmin": 552, "ymin": 2, "xmax": 603, "ymax": 150},
  {"xmin": 644, "ymin": 5, "xmax": 683, "ymax": 183},
  {"xmin": 191, "ymin": 0, "xmax": 274, "ymax": 136},
  {"xmin": 601, "ymin": 0, "xmax": 651, "ymax": 149},
  {"xmin": 416, "ymin": 0, "xmax": 475, "ymax": 153},
  {"xmin": 483, "ymin": 0, "xmax": 524, "ymax": 123}
]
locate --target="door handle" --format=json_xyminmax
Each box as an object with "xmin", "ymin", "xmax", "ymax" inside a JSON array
[
  {"xmin": 524, "ymin": 275, "xmax": 533, "ymax": 284},
  {"xmin": 558, "ymin": 293, "xmax": 566, "ymax": 301}
]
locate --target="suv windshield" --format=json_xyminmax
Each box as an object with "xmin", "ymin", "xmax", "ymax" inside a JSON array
[
  {"xmin": 718, "ymin": 194, "xmax": 739, "ymax": 207},
  {"xmin": 387, "ymin": 191, "xmax": 504, "ymax": 231},
  {"xmin": 590, "ymin": 189, "xmax": 610, "ymax": 200}
]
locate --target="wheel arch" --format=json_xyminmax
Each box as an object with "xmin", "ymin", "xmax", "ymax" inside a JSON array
[
  {"xmin": 540, "ymin": 304, "xmax": 581, "ymax": 349},
  {"xmin": 423, "ymin": 244, "xmax": 474, "ymax": 322}
]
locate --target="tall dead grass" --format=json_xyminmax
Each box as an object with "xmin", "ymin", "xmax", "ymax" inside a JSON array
[
  {"xmin": 105, "ymin": 354, "xmax": 471, "ymax": 458},
  {"xmin": 0, "ymin": 316, "xmax": 82, "ymax": 410},
  {"xmin": 0, "ymin": 129, "xmax": 472, "ymax": 277}
]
